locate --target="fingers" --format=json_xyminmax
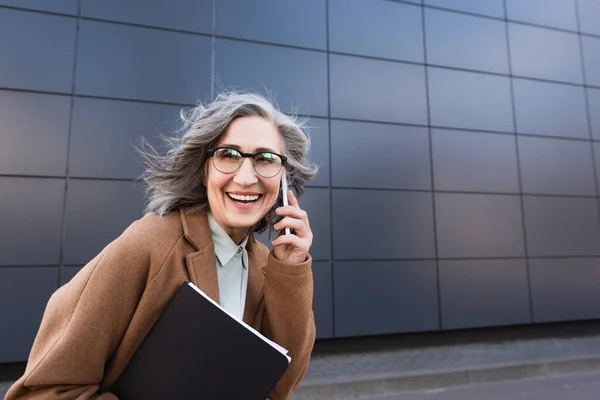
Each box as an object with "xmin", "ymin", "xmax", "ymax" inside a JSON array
[
  {"xmin": 273, "ymin": 216, "xmax": 306, "ymax": 236},
  {"xmin": 275, "ymin": 191, "xmax": 311, "ymax": 236},
  {"xmin": 275, "ymin": 205, "xmax": 308, "ymax": 222},
  {"xmin": 287, "ymin": 190, "xmax": 299, "ymax": 207},
  {"xmin": 271, "ymin": 231, "xmax": 311, "ymax": 250},
  {"xmin": 271, "ymin": 233, "xmax": 311, "ymax": 264},
  {"xmin": 272, "ymin": 190, "xmax": 313, "ymax": 263}
]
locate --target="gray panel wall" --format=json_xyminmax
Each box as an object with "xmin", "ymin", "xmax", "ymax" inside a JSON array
[{"xmin": 2, "ymin": 0, "xmax": 600, "ymax": 361}]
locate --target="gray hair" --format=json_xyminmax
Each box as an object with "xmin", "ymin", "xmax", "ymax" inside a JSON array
[{"xmin": 138, "ymin": 91, "xmax": 318, "ymax": 233}]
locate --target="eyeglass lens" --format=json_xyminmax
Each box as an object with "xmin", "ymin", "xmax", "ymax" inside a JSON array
[{"xmin": 212, "ymin": 148, "xmax": 283, "ymax": 177}]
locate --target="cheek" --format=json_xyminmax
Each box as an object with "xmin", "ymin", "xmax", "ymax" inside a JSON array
[
  {"xmin": 206, "ymin": 175, "xmax": 229, "ymax": 211},
  {"xmin": 264, "ymin": 180, "xmax": 281, "ymax": 205},
  {"xmin": 206, "ymin": 168, "xmax": 227, "ymax": 192}
]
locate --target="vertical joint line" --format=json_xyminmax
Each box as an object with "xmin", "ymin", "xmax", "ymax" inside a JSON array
[
  {"xmin": 575, "ymin": 0, "xmax": 600, "ymax": 229},
  {"xmin": 210, "ymin": 0, "xmax": 216, "ymax": 99},
  {"xmin": 58, "ymin": 0, "xmax": 82, "ymax": 288},
  {"xmin": 421, "ymin": 4, "xmax": 442, "ymax": 331},
  {"xmin": 325, "ymin": 0, "xmax": 335, "ymax": 339},
  {"xmin": 504, "ymin": 0, "xmax": 534, "ymax": 323}
]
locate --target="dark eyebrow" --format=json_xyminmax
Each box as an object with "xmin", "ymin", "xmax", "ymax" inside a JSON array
[
  {"xmin": 219, "ymin": 144, "xmax": 241, "ymax": 151},
  {"xmin": 219, "ymin": 144, "xmax": 278, "ymax": 154},
  {"xmin": 255, "ymin": 147, "xmax": 278, "ymax": 153}
]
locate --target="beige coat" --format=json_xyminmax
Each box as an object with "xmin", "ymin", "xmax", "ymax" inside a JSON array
[{"xmin": 6, "ymin": 208, "xmax": 315, "ymax": 400}]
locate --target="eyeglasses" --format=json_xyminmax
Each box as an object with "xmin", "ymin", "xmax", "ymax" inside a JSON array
[{"xmin": 208, "ymin": 147, "xmax": 287, "ymax": 178}]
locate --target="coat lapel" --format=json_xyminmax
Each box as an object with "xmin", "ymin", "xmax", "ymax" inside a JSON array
[
  {"xmin": 243, "ymin": 239, "xmax": 266, "ymax": 325},
  {"xmin": 179, "ymin": 208, "xmax": 220, "ymax": 304},
  {"xmin": 185, "ymin": 249, "xmax": 220, "ymax": 304},
  {"xmin": 179, "ymin": 208, "xmax": 266, "ymax": 324}
]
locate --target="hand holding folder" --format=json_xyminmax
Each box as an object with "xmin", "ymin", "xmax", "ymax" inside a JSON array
[{"xmin": 112, "ymin": 282, "xmax": 291, "ymax": 400}]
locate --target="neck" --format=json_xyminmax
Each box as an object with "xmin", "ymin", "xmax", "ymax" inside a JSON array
[
  {"xmin": 206, "ymin": 211, "xmax": 250, "ymax": 245},
  {"xmin": 229, "ymin": 230, "xmax": 248, "ymax": 245}
]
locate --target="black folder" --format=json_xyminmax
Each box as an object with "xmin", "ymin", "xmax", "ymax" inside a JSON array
[{"xmin": 112, "ymin": 282, "xmax": 290, "ymax": 400}]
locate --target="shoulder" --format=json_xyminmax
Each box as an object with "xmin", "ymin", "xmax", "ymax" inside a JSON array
[
  {"xmin": 54, "ymin": 211, "xmax": 186, "ymax": 315},
  {"xmin": 98, "ymin": 210, "xmax": 185, "ymax": 274},
  {"xmin": 119, "ymin": 210, "xmax": 183, "ymax": 249}
]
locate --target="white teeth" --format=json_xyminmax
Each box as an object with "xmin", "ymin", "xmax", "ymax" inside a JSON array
[{"xmin": 228, "ymin": 193, "xmax": 259, "ymax": 202}]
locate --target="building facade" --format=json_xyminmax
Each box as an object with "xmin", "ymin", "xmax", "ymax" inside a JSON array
[{"xmin": 1, "ymin": 0, "xmax": 600, "ymax": 363}]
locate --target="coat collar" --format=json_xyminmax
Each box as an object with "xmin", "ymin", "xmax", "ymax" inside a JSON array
[
  {"xmin": 207, "ymin": 211, "xmax": 249, "ymax": 269},
  {"xmin": 178, "ymin": 208, "xmax": 264, "ymax": 325}
]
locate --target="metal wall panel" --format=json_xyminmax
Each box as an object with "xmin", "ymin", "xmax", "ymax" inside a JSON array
[
  {"xmin": 0, "ymin": 9, "xmax": 76, "ymax": 93},
  {"xmin": 432, "ymin": 129, "xmax": 520, "ymax": 193},
  {"xmin": 506, "ymin": 0, "xmax": 577, "ymax": 31},
  {"xmin": 331, "ymin": 120, "xmax": 431, "ymax": 190},
  {"xmin": 523, "ymin": 196, "xmax": 600, "ymax": 257},
  {"xmin": 428, "ymin": 67, "xmax": 513, "ymax": 132},
  {"xmin": 0, "ymin": 267, "xmax": 58, "ymax": 363},
  {"xmin": 578, "ymin": 0, "xmax": 600, "ymax": 36},
  {"xmin": 594, "ymin": 143, "xmax": 600, "ymax": 191},
  {"xmin": 424, "ymin": 0, "xmax": 504, "ymax": 18},
  {"xmin": 0, "ymin": 0, "xmax": 77, "ymax": 14},
  {"xmin": 299, "ymin": 188, "xmax": 331, "ymax": 261},
  {"xmin": 76, "ymin": 21, "xmax": 212, "ymax": 104},
  {"xmin": 530, "ymin": 258, "xmax": 600, "ymax": 322},
  {"xmin": 330, "ymin": 55, "xmax": 427, "ymax": 124},
  {"xmin": 69, "ymin": 97, "xmax": 181, "ymax": 179},
  {"xmin": 0, "ymin": 178, "xmax": 64, "ymax": 266},
  {"xmin": 513, "ymin": 79, "xmax": 589, "ymax": 139},
  {"xmin": 304, "ymin": 118, "xmax": 330, "ymax": 187},
  {"xmin": 509, "ymin": 24, "xmax": 582, "ymax": 84},
  {"xmin": 590, "ymin": 89, "xmax": 600, "ymax": 140},
  {"xmin": 80, "ymin": 0, "xmax": 213, "ymax": 34},
  {"xmin": 332, "ymin": 189, "xmax": 435, "ymax": 260},
  {"xmin": 334, "ymin": 261, "xmax": 439, "ymax": 337},
  {"xmin": 425, "ymin": 8, "xmax": 508, "ymax": 74},
  {"xmin": 329, "ymin": 0, "xmax": 423, "ymax": 62},
  {"xmin": 435, "ymin": 193, "xmax": 525, "ymax": 258},
  {"xmin": 0, "ymin": 91, "xmax": 70, "ymax": 176},
  {"xmin": 582, "ymin": 36, "xmax": 600, "ymax": 87},
  {"xmin": 216, "ymin": 0, "xmax": 326, "ymax": 50},
  {"xmin": 63, "ymin": 180, "xmax": 145, "ymax": 265},
  {"xmin": 440, "ymin": 259, "xmax": 530, "ymax": 329},
  {"xmin": 215, "ymin": 39, "xmax": 328, "ymax": 117},
  {"xmin": 518, "ymin": 136, "xmax": 596, "ymax": 196},
  {"xmin": 313, "ymin": 261, "xmax": 334, "ymax": 339}
]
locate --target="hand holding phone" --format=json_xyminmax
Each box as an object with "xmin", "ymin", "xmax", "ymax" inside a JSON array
[{"xmin": 272, "ymin": 171, "xmax": 313, "ymax": 264}]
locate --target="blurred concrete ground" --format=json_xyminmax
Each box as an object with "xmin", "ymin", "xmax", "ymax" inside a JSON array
[
  {"xmin": 3, "ymin": 321, "xmax": 600, "ymax": 399},
  {"xmin": 291, "ymin": 320, "xmax": 600, "ymax": 399},
  {"xmin": 366, "ymin": 372, "xmax": 600, "ymax": 400}
]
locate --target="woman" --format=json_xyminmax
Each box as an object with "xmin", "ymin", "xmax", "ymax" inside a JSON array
[{"xmin": 6, "ymin": 92, "xmax": 318, "ymax": 400}]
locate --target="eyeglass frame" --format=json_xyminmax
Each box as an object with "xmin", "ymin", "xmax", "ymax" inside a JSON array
[{"xmin": 207, "ymin": 147, "xmax": 288, "ymax": 178}]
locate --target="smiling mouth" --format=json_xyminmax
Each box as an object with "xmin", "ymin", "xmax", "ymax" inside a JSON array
[{"xmin": 227, "ymin": 193, "xmax": 262, "ymax": 204}]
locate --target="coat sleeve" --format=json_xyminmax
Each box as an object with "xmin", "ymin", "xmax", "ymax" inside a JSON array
[
  {"xmin": 4, "ymin": 232, "xmax": 151, "ymax": 400},
  {"xmin": 262, "ymin": 251, "xmax": 316, "ymax": 400}
]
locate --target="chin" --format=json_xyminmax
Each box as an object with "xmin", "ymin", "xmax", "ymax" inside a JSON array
[{"xmin": 227, "ymin": 213, "xmax": 263, "ymax": 230}]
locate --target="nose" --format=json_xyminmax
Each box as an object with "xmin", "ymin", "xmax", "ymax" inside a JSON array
[{"xmin": 233, "ymin": 157, "xmax": 258, "ymax": 186}]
